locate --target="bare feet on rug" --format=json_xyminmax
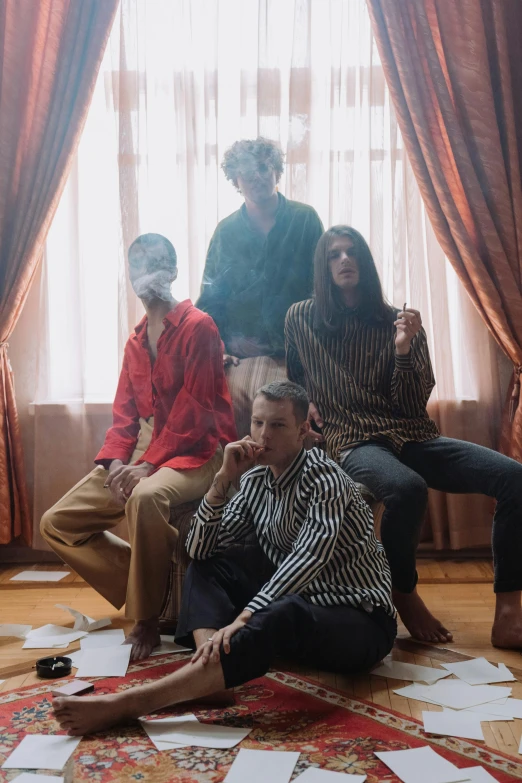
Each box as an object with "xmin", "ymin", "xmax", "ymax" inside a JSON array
[
  {"xmin": 53, "ymin": 693, "xmax": 131, "ymax": 736},
  {"xmin": 124, "ymin": 618, "xmax": 161, "ymax": 661},
  {"xmin": 491, "ymin": 592, "xmax": 522, "ymax": 649},
  {"xmin": 393, "ymin": 588, "xmax": 453, "ymax": 644}
]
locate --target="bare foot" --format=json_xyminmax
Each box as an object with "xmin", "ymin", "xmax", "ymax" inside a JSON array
[
  {"xmin": 491, "ymin": 595, "xmax": 522, "ymax": 649},
  {"xmin": 393, "ymin": 588, "xmax": 453, "ymax": 644},
  {"xmin": 124, "ymin": 618, "xmax": 161, "ymax": 661},
  {"xmin": 53, "ymin": 693, "xmax": 132, "ymax": 736}
]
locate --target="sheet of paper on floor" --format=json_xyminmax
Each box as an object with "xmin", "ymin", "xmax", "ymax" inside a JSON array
[
  {"xmin": 67, "ymin": 651, "xmax": 84, "ymax": 668},
  {"xmin": 464, "ymin": 698, "xmax": 522, "ymax": 720},
  {"xmin": 519, "ymin": 734, "xmax": 522, "ymax": 755},
  {"xmin": 440, "ymin": 658, "xmax": 515, "ymax": 685},
  {"xmin": 11, "ymin": 774, "xmax": 65, "ymax": 783},
  {"xmin": 150, "ymin": 635, "xmax": 192, "ymax": 656},
  {"xmin": 224, "ymin": 748, "xmax": 300, "ymax": 783},
  {"xmin": 416, "ymin": 681, "xmax": 512, "ymax": 710},
  {"xmin": 23, "ymin": 625, "xmax": 87, "ymax": 649},
  {"xmin": 293, "ymin": 768, "xmax": 367, "ymax": 781},
  {"xmin": 80, "ymin": 629, "xmax": 125, "ymax": 649},
  {"xmin": 10, "ymin": 571, "xmax": 70, "ymax": 582},
  {"xmin": 458, "ymin": 767, "xmax": 503, "ymax": 782},
  {"xmin": 0, "ymin": 624, "xmax": 31, "ymax": 638},
  {"xmin": 1, "ymin": 736, "xmax": 81, "ymax": 770},
  {"xmin": 371, "ymin": 659, "xmax": 450, "ymax": 684},
  {"xmin": 55, "ymin": 604, "xmax": 111, "ymax": 633},
  {"xmin": 141, "ymin": 719, "xmax": 252, "ymax": 749},
  {"xmin": 423, "ymin": 710, "xmax": 485, "ymax": 741},
  {"xmin": 75, "ymin": 645, "xmax": 131, "ymax": 678},
  {"xmin": 394, "ymin": 683, "xmax": 444, "ymax": 704},
  {"xmin": 140, "ymin": 713, "xmax": 198, "ymax": 750},
  {"xmin": 375, "ymin": 746, "xmax": 472, "ymax": 783}
]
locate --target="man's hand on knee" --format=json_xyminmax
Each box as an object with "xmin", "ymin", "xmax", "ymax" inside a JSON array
[
  {"xmin": 191, "ymin": 610, "xmax": 252, "ymax": 665},
  {"xmin": 105, "ymin": 461, "xmax": 154, "ymax": 503}
]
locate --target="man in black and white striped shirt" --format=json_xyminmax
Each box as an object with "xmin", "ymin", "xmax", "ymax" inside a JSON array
[{"xmin": 52, "ymin": 381, "xmax": 396, "ymax": 736}]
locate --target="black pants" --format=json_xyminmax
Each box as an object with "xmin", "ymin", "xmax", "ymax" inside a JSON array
[
  {"xmin": 341, "ymin": 436, "xmax": 522, "ymax": 594},
  {"xmin": 175, "ymin": 557, "xmax": 397, "ymax": 689}
]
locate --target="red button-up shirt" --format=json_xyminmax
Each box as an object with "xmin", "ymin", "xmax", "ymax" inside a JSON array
[{"xmin": 95, "ymin": 300, "xmax": 237, "ymax": 471}]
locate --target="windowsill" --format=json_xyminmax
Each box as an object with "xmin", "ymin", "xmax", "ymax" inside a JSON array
[{"xmin": 28, "ymin": 400, "xmax": 113, "ymax": 416}]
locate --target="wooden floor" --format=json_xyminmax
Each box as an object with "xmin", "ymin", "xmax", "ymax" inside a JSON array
[{"xmin": 1, "ymin": 559, "xmax": 522, "ymax": 759}]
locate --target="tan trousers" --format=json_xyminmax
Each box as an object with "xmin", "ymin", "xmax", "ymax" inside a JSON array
[{"xmin": 40, "ymin": 418, "xmax": 222, "ymax": 620}]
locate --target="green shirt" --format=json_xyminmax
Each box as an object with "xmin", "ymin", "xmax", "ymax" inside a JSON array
[{"xmin": 197, "ymin": 194, "xmax": 323, "ymax": 357}]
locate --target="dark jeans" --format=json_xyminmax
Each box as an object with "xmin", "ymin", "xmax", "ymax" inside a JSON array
[
  {"xmin": 175, "ymin": 556, "xmax": 397, "ymax": 689},
  {"xmin": 341, "ymin": 436, "xmax": 522, "ymax": 594}
]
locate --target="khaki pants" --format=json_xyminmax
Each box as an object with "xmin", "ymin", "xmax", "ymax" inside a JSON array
[{"xmin": 40, "ymin": 418, "xmax": 222, "ymax": 620}]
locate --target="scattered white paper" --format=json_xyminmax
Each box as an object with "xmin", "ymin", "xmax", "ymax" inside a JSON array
[
  {"xmin": 67, "ymin": 651, "xmax": 84, "ymax": 668},
  {"xmin": 224, "ymin": 749, "xmax": 300, "ymax": 783},
  {"xmin": 0, "ymin": 624, "xmax": 31, "ymax": 638},
  {"xmin": 10, "ymin": 571, "xmax": 70, "ymax": 582},
  {"xmin": 293, "ymin": 769, "xmax": 367, "ymax": 781},
  {"xmin": 11, "ymin": 775, "xmax": 64, "ymax": 783},
  {"xmin": 417, "ymin": 681, "xmax": 512, "ymax": 710},
  {"xmin": 394, "ymin": 683, "xmax": 441, "ymax": 705},
  {"xmin": 23, "ymin": 640, "xmax": 70, "ymax": 649},
  {"xmin": 23, "ymin": 625, "xmax": 87, "ymax": 650},
  {"xmin": 519, "ymin": 734, "xmax": 522, "ymax": 755},
  {"xmin": 142, "ymin": 719, "xmax": 251, "ymax": 749},
  {"xmin": 375, "ymin": 746, "xmax": 471, "ymax": 783},
  {"xmin": 75, "ymin": 645, "xmax": 131, "ymax": 678},
  {"xmin": 11, "ymin": 775, "xmax": 65, "ymax": 783},
  {"xmin": 372, "ymin": 659, "xmax": 450, "ymax": 684},
  {"xmin": 150, "ymin": 635, "xmax": 192, "ymax": 657},
  {"xmin": 464, "ymin": 697, "xmax": 522, "ymax": 720},
  {"xmin": 0, "ymin": 680, "xmax": 4, "ymax": 685},
  {"xmin": 80, "ymin": 629, "xmax": 125, "ymax": 649},
  {"xmin": 423, "ymin": 710, "xmax": 485, "ymax": 741},
  {"xmin": 55, "ymin": 604, "xmax": 111, "ymax": 633},
  {"xmin": 140, "ymin": 713, "xmax": 198, "ymax": 750},
  {"xmin": 461, "ymin": 709, "xmax": 512, "ymax": 723},
  {"xmin": 441, "ymin": 658, "xmax": 515, "ymax": 685},
  {"xmin": 1, "ymin": 735, "xmax": 81, "ymax": 770},
  {"xmin": 458, "ymin": 767, "xmax": 501, "ymax": 782}
]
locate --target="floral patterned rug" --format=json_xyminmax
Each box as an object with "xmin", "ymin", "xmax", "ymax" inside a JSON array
[{"xmin": 0, "ymin": 655, "xmax": 521, "ymax": 782}]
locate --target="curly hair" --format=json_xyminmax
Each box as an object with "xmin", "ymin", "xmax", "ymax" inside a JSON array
[{"xmin": 221, "ymin": 137, "xmax": 285, "ymax": 188}]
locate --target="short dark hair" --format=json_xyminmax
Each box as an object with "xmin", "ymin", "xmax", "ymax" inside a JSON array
[
  {"xmin": 128, "ymin": 233, "xmax": 177, "ymax": 270},
  {"xmin": 255, "ymin": 380, "xmax": 309, "ymax": 423},
  {"xmin": 222, "ymin": 137, "xmax": 285, "ymax": 188},
  {"xmin": 313, "ymin": 225, "xmax": 394, "ymax": 332}
]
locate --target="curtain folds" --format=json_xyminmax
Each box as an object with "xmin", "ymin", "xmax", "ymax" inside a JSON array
[
  {"xmin": 0, "ymin": 0, "xmax": 119, "ymax": 544},
  {"xmin": 366, "ymin": 0, "xmax": 522, "ymax": 461}
]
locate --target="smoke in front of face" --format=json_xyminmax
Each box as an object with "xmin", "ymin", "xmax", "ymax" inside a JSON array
[{"xmin": 131, "ymin": 269, "xmax": 174, "ymax": 302}]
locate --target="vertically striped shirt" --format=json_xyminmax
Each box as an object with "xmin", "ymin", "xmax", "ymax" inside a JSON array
[
  {"xmin": 186, "ymin": 447, "xmax": 395, "ymax": 617},
  {"xmin": 285, "ymin": 299, "xmax": 439, "ymax": 462}
]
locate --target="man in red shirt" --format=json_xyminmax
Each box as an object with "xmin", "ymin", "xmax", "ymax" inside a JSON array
[{"xmin": 41, "ymin": 234, "xmax": 237, "ymax": 660}]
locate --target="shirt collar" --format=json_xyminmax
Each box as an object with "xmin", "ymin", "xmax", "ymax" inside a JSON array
[
  {"xmin": 240, "ymin": 192, "xmax": 287, "ymax": 233},
  {"xmin": 263, "ymin": 447, "xmax": 307, "ymax": 496},
  {"xmin": 133, "ymin": 299, "xmax": 193, "ymax": 342}
]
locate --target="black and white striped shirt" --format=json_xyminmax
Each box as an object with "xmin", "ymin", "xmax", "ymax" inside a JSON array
[{"xmin": 186, "ymin": 447, "xmax": 395, "ymax": 617}]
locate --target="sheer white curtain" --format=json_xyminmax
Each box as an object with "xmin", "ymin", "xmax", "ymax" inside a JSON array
[{"xmin": 30, "ymin": 0, "xmax": 503, "ymax": 549}]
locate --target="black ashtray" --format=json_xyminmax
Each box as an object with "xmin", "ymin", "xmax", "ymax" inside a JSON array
[{"xmin": 36, "ymin": 656, "xmax": 72, "ymax": 679}]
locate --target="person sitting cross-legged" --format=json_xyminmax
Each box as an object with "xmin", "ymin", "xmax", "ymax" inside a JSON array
[{"xmin": 52, "ymin": 380, "xmax": 396, "ymax": 737}]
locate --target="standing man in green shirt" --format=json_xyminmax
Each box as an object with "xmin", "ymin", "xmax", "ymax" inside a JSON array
[{"xmin": 197, "ymin": 138, "xmax": 323, "ymax": 365}]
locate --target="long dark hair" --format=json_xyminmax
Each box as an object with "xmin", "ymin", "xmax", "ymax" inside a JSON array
[{"xmin": 313, "ymin": 225, "xmax": 395, "ymax": 332}]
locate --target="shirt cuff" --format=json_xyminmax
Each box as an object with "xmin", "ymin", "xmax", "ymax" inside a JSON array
[
  {"xmin": 394, "ymin": 351, "xmax": 414, "ymax": 371},
  {"xmin": 244, "ymin": 590, "xmax": 273, "ymax": 614},
  {"xmin": 196, "ymin": 495, "xmax": 227, "ymax": 524}
]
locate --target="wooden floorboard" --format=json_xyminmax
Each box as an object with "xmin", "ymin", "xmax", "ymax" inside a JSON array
[{"xmin": 1, "ymin": 559, "xmax": 521, "ymax": 760}]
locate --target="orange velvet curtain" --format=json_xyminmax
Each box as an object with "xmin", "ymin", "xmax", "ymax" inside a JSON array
[
  {"xmin": 366, "ymin": 0, "xmax": 522, "ymax": 460},
  {"xmin": 0, "ymin": 0, "xmax": 118, "ymax": 545}
]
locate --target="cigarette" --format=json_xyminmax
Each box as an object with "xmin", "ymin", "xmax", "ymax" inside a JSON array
[{"xmin": 403, "ymin": 302, "xmax": 407, "ymax": 312}]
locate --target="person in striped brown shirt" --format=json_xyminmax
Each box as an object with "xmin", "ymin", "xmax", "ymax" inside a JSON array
[{"xmin": 285, "ymin": 225, "xmax": 522, "ymax": 650}]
